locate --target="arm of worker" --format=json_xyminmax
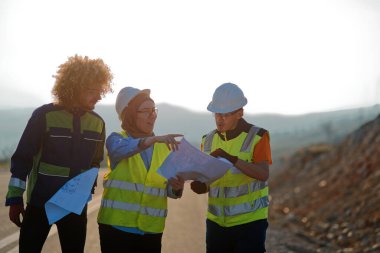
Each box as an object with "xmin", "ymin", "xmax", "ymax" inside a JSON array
[
  {"xmin": 6, "ymin": 107, "xmax": 45, "ymax": 227},
  {"xmin": 105, "ymin": 132, "xmax": 141, "ymax": 169},
  {"xmin": 190, "ymin": 159, "xmax": 268, "ymax": 194},
  {"xmin": 233, "ymin": 160, "xmax": 269, "ymax": 181},
  {"xmin": 139, "ymin": 134, "xmax": 183, "ymax": 151},
  {"xmin": 106, "ymin": 132, "xmax": 183, "ymax": 163},
  {"xmin": 167, "ymin": 176, "xmax": 184, "ymax": 199},
  {"xmin": 241, "ymin": 131, "xmax": 272, "ymax": 181},
  {"xmin": 208, "ymin": 151, "xmax": 269, "ymax": 181},
  {"xmin": 209, "ymin": 132, "xmax": 272, "ymax": 181}
]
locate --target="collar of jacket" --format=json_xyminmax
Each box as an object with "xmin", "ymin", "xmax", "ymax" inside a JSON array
[
  {"xmin": 216, "ymin": 118, "xmax": 252, "ymax": 141},
  {"xmin": 69, "ymin": 107, "xmax": 86, "ymax": 116},
  {"xmin": 54, "ymin": 103, "xmax": 86, "ymax": 116}
]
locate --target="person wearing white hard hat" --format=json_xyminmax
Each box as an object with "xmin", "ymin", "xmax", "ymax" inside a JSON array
[
  {"xmin": 191, "ymin": 83, "xmax": 272, "ymax": 253},
  {"xmin": 97, "ymin": 86, "xmax": 184, "ymax": 253}
]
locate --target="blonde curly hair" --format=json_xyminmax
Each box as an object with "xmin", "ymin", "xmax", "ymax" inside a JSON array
[{"xmin": 52, "ymin": 55, "xmax": 113, "ymax": 107}]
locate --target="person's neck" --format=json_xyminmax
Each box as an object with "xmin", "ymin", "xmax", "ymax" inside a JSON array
[{"xmin": 217, "ymin": 118, "xmax": 250, "ymax": 140}]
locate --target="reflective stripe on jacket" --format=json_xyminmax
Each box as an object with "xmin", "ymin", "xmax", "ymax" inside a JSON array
[
  {"xmin": 97, "ymin": 131, "xmax": 170, "ymax": 233},
  {"xmin": 202, "ymin": 125, "xmax": 269, "ymax": 227}
]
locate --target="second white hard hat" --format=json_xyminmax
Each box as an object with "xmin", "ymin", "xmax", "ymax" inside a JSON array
[
  {"xmin": 115, "ymin": 87, "xmax": 150, "ymax": 120},
  {"xmin": 207, "ymin": 83, "xmax": 247, "ymax": 113}
]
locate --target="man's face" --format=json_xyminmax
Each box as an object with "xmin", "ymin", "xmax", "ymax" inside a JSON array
[
  {"xmin": 214, "ymin": 109, "xmax": 243, "ymax": 132},
  {"xmin": 78, "ymin": 88, "xmax": 102, "ymax": 111}
]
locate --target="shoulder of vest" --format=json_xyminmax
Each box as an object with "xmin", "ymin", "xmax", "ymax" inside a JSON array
[
  {"xmin": 85, "ymin": 112, "xmax": 105, "ymax": 127},
  {"xmin": 207, "ymin": 129, "xmax": 217, "ymax": 137},
  {"xmin": 254, "ymin": 126, "xmax": 268, "ymax": 137},
  {"xmin": 202, "ymin": 130, "xmax": 217, "ymax": 144},
  {"xmin": 31, "ymin": 103, "xmax": 59, "ymax": 117},
  {"xmin": 202, "ymin": 129, "xmax": 216, "ymax": 137},
  {"xmin": 86, "ymin": 110, "xmax": 104, "ymax": 120},
  {"xmin": 41, "ymin": 105, "xmax": 104, "ymax": 125}
]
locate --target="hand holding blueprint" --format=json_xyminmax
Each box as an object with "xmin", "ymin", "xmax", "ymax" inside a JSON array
[
  {"xmin": 45, "ymin": 167, "xmax": 98, "ymax": 225},
  {"xmin": 157, "ymin": 138, "xmax": 233, "ymax": 183}
]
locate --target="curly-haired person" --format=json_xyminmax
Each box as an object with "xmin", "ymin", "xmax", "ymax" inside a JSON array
[{"xmin": 5, "ymin": 55, "xmax": 113, "ymax": 253}]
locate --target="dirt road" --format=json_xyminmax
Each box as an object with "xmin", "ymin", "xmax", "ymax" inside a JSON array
[{"xmin": 1, "ymin": 169, "xmax": 318, "ymax": 253}]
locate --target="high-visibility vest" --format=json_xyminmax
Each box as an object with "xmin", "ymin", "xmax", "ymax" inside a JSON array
[
  {"xmin": 202, "ymin": 126, "xmax": 269, "ymax": 227},
  {"xmin": 97, "ymin": 131, "xmax": 170, "ymax": 233}
]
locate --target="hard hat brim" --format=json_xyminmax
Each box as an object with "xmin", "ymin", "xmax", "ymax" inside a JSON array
[{"xmin": 207, "ymin": 98, "xmax": 247, "ymax": 113}]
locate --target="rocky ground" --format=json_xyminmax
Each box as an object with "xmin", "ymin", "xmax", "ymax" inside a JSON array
[{"xmin": 269, "ymin": 114, "xmax": 380, "ymax": 253}]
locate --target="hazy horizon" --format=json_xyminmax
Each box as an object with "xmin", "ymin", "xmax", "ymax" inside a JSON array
[
  {"xmin": 1, "ymin": 101, "xmax": 379, "ymax": 117},
  {"xmin": 1, "ymin": 102, "xmax": 379, "ymax": 163}
]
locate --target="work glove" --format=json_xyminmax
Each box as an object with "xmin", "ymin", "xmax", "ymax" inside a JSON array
[
  {"xmin": 9, "ymin": 204, "xmax": 25, "ymax": 227},
  {"xmin": 210, "ymin": 148, "xmax": 238, "ymax": 165},
  {"xmin": 190, "ymin": 181, "xmax": 208, "ymax": 194}
]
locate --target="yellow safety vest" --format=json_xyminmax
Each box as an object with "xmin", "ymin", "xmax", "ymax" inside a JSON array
[
  {"xmin": 202, "ymin": 126, "xmax": 269, "ymax": 227},
  {"xmin": 97, "ymin": 131, "xmax": 170, "ymax": 233}
]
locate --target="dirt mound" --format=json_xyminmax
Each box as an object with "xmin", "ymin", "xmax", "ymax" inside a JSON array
[{"xmin": 269, "ymin": 114, "xmax": 380, "ymax": 252}]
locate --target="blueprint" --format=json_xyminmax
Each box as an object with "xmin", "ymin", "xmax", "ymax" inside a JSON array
[
  {"xmin": 45, "ymin": 167, "xmax": 98, "ymax": 225},
  {"xmin": 157, "ymin": 138, "xmax": 232, "ymax": 183}
]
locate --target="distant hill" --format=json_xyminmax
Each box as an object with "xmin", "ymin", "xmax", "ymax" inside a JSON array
[
  {"xmin": 269, "ymin": 114, "xmax": 380, "ymax": 251},
  {"xmin": 0, "ymin": 103, "xmax": 379, "ymax": 164}
]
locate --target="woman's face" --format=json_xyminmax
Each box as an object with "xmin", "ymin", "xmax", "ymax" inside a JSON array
[{"xmin": 135, "ymin": 100, "xmax": 157, "ymax": 135}]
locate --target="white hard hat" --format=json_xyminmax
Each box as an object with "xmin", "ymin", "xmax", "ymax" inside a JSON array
[
  {"xmin": 207, "ymin": 83, "xmax": 247, "ymax": 113},
  {"xmin": 115, "ymin": 87, "xmax": 150, "ymax": 120}
]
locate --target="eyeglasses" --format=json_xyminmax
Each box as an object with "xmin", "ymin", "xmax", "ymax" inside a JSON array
[
  {"xmin": 213, "ymin": 109, "xmax": 241, "ymax": 118},
  {"xmin": 137, "ymin": 107, "xmax": 158, "ymax": 116}
]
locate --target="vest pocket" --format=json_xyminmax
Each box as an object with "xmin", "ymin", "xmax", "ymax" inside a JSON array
[
  {"xmin": 81, "ymin": 131, "xmax": 102, "ymax": 159},
  {"xmin": 45, "ymin": 128, "xmax": 73, "ymax": 160}
]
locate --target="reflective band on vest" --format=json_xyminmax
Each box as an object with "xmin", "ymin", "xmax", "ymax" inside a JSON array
[
  {"xmin": 240, "ymin": 126, "xmax": 260, "ymax": 152},
  {"xmin": 208, "ymin": 196, "xmax": 269, "ymax": 217},
  {"xmin": 104, "ymin": 179, "xmax": 167, "ymax": 197},
  {"xmin": 203, "ymin": 130, "xmax": 217, "ymax": 153},
  {"xmin": 101, "ymin": 199, "xmax": 140, "ymax": 212},
  {"xmin": 104, "ymin": 179, "xmax": 145, "ymax": 192},
  {"xmin": 100, "ymin": 199, "xmax": 167, "ymax": 217},
  {"xmin": 209, "ymin": 181, "xmax": 268, "ymax": 198},
  {"xmin": 140, "ymin": 206, "xmax": 167, "ymax": 217}
]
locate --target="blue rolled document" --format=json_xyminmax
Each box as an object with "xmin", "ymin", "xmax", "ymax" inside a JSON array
[{"xmin": 44, "ymin": 167, "xmax": 98, "ymax": 225}]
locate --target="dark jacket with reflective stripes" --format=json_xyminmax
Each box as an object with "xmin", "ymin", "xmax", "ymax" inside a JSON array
[{"xmin": 5, "ymin": 103, "xmax": 105, "ymax": 207}]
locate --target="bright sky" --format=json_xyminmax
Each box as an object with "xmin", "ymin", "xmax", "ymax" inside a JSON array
[{"xmin": 0, "ymin": 0, "xmax": 379, "ymax": 115}]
